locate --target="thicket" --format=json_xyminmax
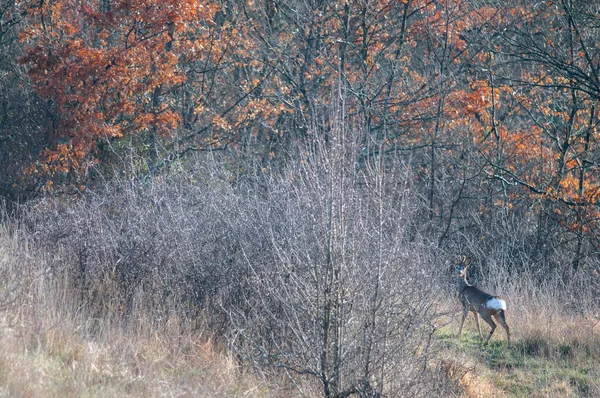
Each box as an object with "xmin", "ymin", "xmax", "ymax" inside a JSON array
[
  {"xmin": 2, "ymin": 126, "xmax": 456, "ymax": 395},
  {"xmin": 2, "ymin": 0, "xmax": 600, "ymax": 395}
]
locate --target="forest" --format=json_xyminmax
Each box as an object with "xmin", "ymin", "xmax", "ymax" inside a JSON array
[{"xmin": 1, "ymin": 0, "xmax": 600, "ymax": 396}]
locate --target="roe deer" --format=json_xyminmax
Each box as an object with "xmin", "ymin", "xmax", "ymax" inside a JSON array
[{"xmin": 455, "ymin": 256, "xmax": 511, "ymax": 346}]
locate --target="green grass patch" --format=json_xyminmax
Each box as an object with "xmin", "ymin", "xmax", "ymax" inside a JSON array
[{"xmin": 436, "ymin": 326, "xmax": 600, "ymax": 397}]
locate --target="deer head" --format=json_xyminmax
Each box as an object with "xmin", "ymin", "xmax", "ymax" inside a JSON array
[{"xmin": 454, "ymin": 255, "xmax": 471, "ymax": 277}]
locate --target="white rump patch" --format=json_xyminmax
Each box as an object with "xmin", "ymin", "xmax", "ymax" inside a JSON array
[{"xmin": 486, "ymin": 297, "xmax": 506, "ymax": 310}]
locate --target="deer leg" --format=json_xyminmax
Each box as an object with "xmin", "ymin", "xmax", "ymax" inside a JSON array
[
  {"xmin": 479, "ymin": 310, "xmax": 496, "ymax": 346},
  {"xmin": 472, "ymin": 311, "xmax": 483, "ymax": 340},
  {"xmin": 494, "ymin": 310, "xmax": 511, "ymax": 347},
  {"xmin": 458, "ymin": 305, "xmax": 469, "ymax": 337}
]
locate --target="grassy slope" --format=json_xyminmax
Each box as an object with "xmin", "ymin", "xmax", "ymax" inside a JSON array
[{"xmin": 436, "ymin": 308, "xmax": 600, "ymax": 397}]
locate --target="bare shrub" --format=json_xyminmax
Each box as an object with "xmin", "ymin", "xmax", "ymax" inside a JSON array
[
  {"xmin": 218, "ymin": 125, "xmax": 455, "ymax": 396},
  {"xmin": 20, "ymin": 166, "xmax": 251, "ymax": 332}
]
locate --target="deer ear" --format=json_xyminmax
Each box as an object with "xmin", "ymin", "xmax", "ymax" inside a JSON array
[{"xmin": 465, "ymin": 257, "xmax": 472, "ymax": 267}]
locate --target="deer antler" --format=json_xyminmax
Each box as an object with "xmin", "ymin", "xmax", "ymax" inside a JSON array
[{"xmin": 456, "ymin": 255, "xmax": 471, "ymax": 266}]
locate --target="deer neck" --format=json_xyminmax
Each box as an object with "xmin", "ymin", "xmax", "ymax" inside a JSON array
[{"xmin": 457, "ymin": 275, "xmax": 471, "ymax": 294}]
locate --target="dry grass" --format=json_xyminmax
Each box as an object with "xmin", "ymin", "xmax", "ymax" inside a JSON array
[
  {"xmin": 0, "ymin": 309, "xmax": 279, "ymax": 398},
  {"xmin": 436, "ymin": 354, "xmax": 507, "ymax": 398},
  {"xmin": 0, "ymin": 233, "xmax": 307, "ymax": 398}
]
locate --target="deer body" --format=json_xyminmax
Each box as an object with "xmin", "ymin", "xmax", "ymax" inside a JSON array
[{"xmin": 455, "ymin": 257, "xmax": 511, "ymax": 346}]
